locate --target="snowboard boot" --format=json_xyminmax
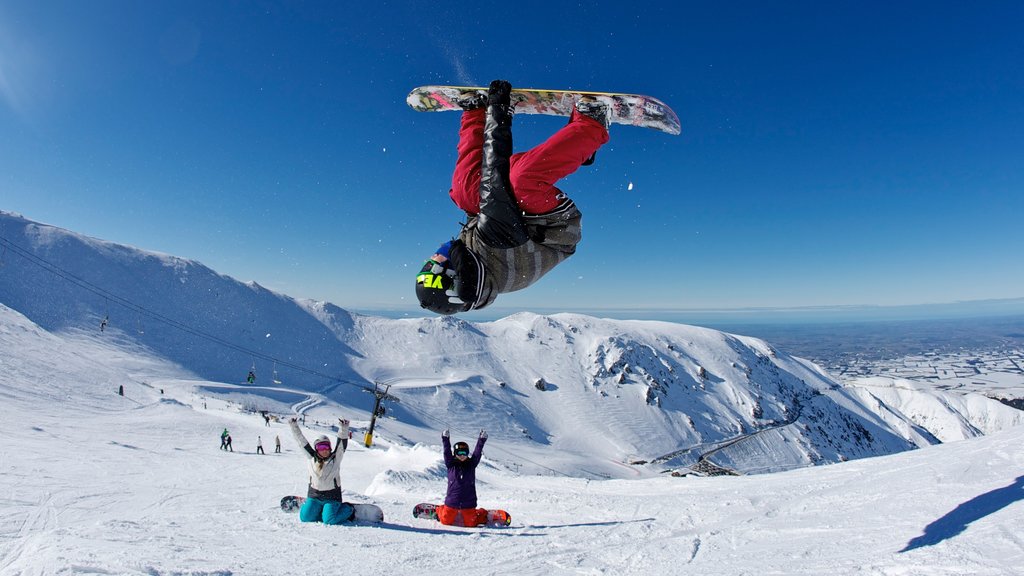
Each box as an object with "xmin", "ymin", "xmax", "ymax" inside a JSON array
[
  {"xmin": 577, "ymin": 96, "xmax": 605, "ymax": 166},
  {"xmin": 576, "ymin": 96, "xmax": 611, "ymax": 130},
  {"xmin": 457, "ymin": 90, "xmax": 487, "ymax": 111}
]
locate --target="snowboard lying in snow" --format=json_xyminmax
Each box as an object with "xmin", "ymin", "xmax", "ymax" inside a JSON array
[
  {"xmin": 280, "ymin": 495, "xmax": 384, "ymax": 523},
  {"xmin": 407, "ymin": 85, "xmax": 681, "ymax": 135},
  {"xmin": 413, "ymin": 502, "xmax": 512, "ymax": 527}
]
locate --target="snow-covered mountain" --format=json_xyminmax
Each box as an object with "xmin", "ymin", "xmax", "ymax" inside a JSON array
[
  {"xmin": 3, "ymin": 210, "xmax": 1024, "ymax": 575},
  {"xmin": 2, "ymin": 210, "xmax": 1021, "ymax": 477}
]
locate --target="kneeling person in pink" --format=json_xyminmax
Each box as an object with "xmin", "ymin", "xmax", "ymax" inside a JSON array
[{"xmin": 437, "ymin": 429, "xmax": 489, "ymax": 527}]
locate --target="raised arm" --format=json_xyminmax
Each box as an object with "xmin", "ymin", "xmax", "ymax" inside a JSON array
[
  {"xmin": 442, "ymin": 429, "xmax": 454, "ymax": 467},
  {"xmin": 470, "ymin": 430, "xmax": 487, "ymax": 466},
  {"xmin": 289, "ymin": 418, "xmax": 316, "ymax": 459},
  {"xmin": 336, "ymin": 418, "xmax": 350, "ymax": 457}
]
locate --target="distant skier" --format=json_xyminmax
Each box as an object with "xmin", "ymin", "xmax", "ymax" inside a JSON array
[
  {"xmin": 225, "ymin": 434, "xmax": 233, "ymax": 452},
  {"xmin": 437, "ymin": 429, "xmax": 489, "ymax": 527},
  {"xmin": 220, "ymin": 428, "xmax": 229, "ymax": 450},
  {"xmin": 415, "ymin": 79, "xmax": 610, "ymax": 315},
  {"xmin": 257, "ymin": 436, "xmax": 265, "ymax": 455},
  {"xmin": 274, "ymin": 434, "xmax": 281, "ymax": 453},
  {"xmin": 289, "ymin": 417, "xmax": 352, "ymax": 524}
]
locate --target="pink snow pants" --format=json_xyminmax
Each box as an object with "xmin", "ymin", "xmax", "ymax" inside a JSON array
[{"xmin": 449, "ymin": 108, "xmax": 609, "ymax": 215}]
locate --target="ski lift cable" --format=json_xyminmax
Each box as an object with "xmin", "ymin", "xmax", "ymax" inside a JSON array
[{"xmin": 0, "ymin": 235, "xmax": 371, "ymax": 393}]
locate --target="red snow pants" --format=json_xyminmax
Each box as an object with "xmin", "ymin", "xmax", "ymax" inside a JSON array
[
  {"xmin": 436, "ymin": 505, "xmax": 489, "ymax": 527},
  {"xmin": 449, "ymin": 108, "xmax": 610, "ymax": 215}
]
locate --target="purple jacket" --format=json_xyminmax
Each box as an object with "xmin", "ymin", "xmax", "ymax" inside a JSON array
[{"xmin": 442, "ymin": 434, "xmax": 486, "ymax": 509}]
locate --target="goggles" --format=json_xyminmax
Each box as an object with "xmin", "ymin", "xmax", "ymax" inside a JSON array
[{"xmin": 314, "ymin": 441, "xmax": 332, "ymax": 452}]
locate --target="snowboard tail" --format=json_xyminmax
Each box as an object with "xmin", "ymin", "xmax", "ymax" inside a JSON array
[
  {"xmin": 412, "ymin": 502, "xmax": 511, "ymax": 527},
  {"xmin": 280, "ymin": 495, "xmax": 384, "ymax": 523},
  {"xmin": 412, "ymin": 502, "xmax": 438, "ymax": 521},
  {"xmin": 407, "ymin": 85, "xmax": 681, "ymax": 135}
]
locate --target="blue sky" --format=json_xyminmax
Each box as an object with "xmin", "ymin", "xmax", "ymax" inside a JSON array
[{"xmin": 2, "ymin": 1, "xmax": 1022, "ymax": 319}]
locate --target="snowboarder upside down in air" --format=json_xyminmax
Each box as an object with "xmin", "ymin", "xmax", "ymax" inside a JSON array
[{"xmin": 415, "ymin": 79, "xmax": 610, "ymax": 315}]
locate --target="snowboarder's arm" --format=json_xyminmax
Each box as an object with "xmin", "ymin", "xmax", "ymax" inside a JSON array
[
  {"xmin": 336, "ymin": 419, "xmax": 349, "ymax": 456},
  {"xmin": 442, "ymin": 433, "xmax": 454, "ymax": 467},
  {"xmin": 476, "ymin": 80, "xmax": 529, "ymax": 249},
  {"xmin": 289, "ymin": 419, "xmax": 315, "ymax": 459},
  {"xmin": 471, "ymin": 433, "xmax": 486, "ymax": 465}
]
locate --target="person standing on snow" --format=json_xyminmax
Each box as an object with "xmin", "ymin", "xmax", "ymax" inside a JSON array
[
  {"xmin": 436, "ymin": 429, "xmax": 489, "ymax": 527},
  {"xmin": 289, "ymin": 417, "xmax": 352, "ymax": 524},
  {"xmin": 414, "ymin": 79, "xmax": 610, "ymax": 315},
  {"xmin": 257, "ymin": 436, "xmax": 265, "ymax": 455},
  {"xmin": 274, "ymin": 434, "xmax": 281, "ymax": 453},
  {"xmin": 220, "ymin": 428, "xmax": 229, "ymax": 450}
]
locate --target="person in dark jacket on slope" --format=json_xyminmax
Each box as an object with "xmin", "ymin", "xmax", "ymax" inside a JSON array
[
  {"xmin": 437, "ymin": 429, "xmax": 489, "ymax": 527},
  {"xmin": 415, "ymin": 79, "xmax": 611, "ymax": 315}
]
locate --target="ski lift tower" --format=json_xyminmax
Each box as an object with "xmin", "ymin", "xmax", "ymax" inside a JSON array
[{"xmin": 363, "ymin": 381, "xmax": 399, "ymax": 448}]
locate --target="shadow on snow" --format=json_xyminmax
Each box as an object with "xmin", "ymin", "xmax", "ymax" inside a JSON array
[{"xmin": 900, "ymin": 475, "xmax": 1024, "ymax": 552}]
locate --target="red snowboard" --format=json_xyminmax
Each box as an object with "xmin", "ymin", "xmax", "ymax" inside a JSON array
[{"xmin": 413, "ymin": 502, "xmax": 511, "ymax": 527}]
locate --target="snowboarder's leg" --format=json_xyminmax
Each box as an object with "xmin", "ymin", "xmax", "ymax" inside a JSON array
[
  {"xmin": 468, "ymin": 508, "xmax": 489, "ymax": 527},
  {"xmin": 435, "ymin": 505, "xmax": 460, "ymax": 526},
  {"xmin": 448, "ymin": 109, "xmax": 486, "ymax": 214},
  {"xmin": 509, "ymin": 110, "xmax": 610, "ymax": 214},
  {"xmin": 321, "ymin": 501, "xmax": 355, "ymax": 525},
  {"xmin": 299, "ymin": 497, "xmax": 325, "ymax": 523}
]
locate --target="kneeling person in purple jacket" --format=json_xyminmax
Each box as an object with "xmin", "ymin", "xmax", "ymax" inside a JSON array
[{"xmin": 437, "ymin": 429, "xmax": 488, "ymax": 527}]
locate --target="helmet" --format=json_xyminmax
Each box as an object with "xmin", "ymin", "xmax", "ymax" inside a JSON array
[
  {"xmin": 453, "ymin": 441, "xmax": 470, "ymax": 456},
  {"xmin": 415, "ymin": 257, "xmax": 467, "ymax": 315},
  {"xmin": 313, "ymin": 435, "xmax": 331, "ymax": 451},
  {"xmin": 416, "ymin": 240, "xmax": 479, "ymax": 315}
]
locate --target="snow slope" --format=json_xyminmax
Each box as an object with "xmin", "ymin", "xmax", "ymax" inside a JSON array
[
  {"xmin": 1, "ymin": 304, "xmax": 1022, "ymax": 575},
  {"xmin": 3, "ymin": 209, "xmax": 1023, "ymax": 479}
]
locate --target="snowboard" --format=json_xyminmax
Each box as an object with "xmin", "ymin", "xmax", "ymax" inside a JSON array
[
  {"xmin": 412, "ymin": 502, "xmax": 512, "ymax": 527},
  {"xmin": 280, "ymin": 495, "xmax": 384, "ymax": 523},
  {"xmin": 407, "ymin": 85, "xmax": 681, "ymax": 135}
]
